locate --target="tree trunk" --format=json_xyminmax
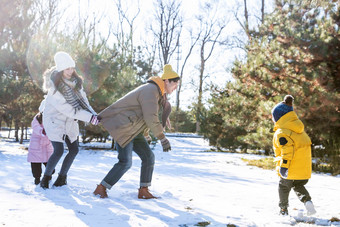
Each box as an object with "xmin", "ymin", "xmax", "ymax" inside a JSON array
[
  {"xmin": 196, "ymin": 44, "xmax": 205, "ymax": 133},
  {"xmin": 15, "ymin": 120, "xmax": 19, "ymax": 142},
  {"xmin": 7, "ymin": 119, "xmax": 12, "ymax": 138},
  {"xmin": 244, "ymin": 0, "xmax": 250, "ymax": 40},
  {"xmin": 20, "ymin": 124, "xmax": 24, "ymax": 144},
  {"xmin": 174, "ymin": 32, "xmax": 200, "ymax": 132},
  {"xmin": 261, "ymin": 0, "xmax": 265, "ymax": 24}
]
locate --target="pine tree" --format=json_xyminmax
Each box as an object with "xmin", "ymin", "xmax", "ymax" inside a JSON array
[
  {"xmin": 234, "ymin": 0, "xmax": 340, "ymax": 157},
  {"xmin": 0, "ymin": 0, "xmax": 44, "ymax": 142},
  {"xmin": 202, "ymin": 0, "xmax": 339, "ymax": 171}
]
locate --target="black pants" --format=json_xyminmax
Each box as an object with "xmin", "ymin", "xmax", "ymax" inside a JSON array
[
  {"xmin": 31, "ymin": 163, "xmax": 55, "ymax": 179},
  {"xmin": 278, "ymin": 178, "xmax": 312, "ymax": 208},
  {"xmin": 31, "ymin": 163, "xmax": 47, "ymax": 179}
]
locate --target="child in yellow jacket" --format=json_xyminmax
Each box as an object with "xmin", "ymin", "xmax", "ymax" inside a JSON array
[{"xmin": 272, "ymin": 95, "xmax": 316, "ymax": 216}]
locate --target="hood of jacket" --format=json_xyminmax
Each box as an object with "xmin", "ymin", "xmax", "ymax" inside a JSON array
[
  {"xmin": 273, "ymin": 111, "xmax": 304, "ymax": 134},
  {"xmin": 42, "ymin": 67, "xmax": 57, "ymax": 92},
  {"xmin": 147, "ymin": 76, "xmax": 165, "ymax": 96},
  {"xmin": 147, "ymin": 76, "xmax": 171, "ymax": 127}
]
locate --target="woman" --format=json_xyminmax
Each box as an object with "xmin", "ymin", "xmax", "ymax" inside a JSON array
[{"xmin": 40, "ymin": 51, "xmax": 100, "ymax": 189}]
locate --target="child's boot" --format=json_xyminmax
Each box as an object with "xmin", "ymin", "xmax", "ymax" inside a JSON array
[
  {"xmin": 34, "ymin": 177, "xmax": 40, "ymax": 185},
  {"xmin": 279, "ymin": 207, "xmax": 288, "ymax": 215},
  {"xmin": 304, "ymin": 201, "xmax": 316, "ymax": 215}
]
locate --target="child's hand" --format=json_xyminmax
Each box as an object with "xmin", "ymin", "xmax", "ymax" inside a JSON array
[{"xmin": 280, "ymin": 167, "xmax": 288, "ymax": 178}]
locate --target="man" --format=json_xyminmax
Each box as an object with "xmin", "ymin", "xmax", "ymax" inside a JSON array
[{"xmin": 93, "ymin": 64, "xmax": 180, "ymax": 199}]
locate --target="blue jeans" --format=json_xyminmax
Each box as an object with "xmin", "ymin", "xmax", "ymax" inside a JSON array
[
  {"xmin": 101, "ymin": 133, "xmax": 155, "ymax": 189},
  {"xmin": 44, "ymin": 136, "xmax": 79, "ymax": 176}
]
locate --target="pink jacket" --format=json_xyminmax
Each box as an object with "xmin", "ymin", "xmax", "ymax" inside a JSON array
[{"xmin": 27, "ymin": 115, "xmax": 53, "ymax": 163}]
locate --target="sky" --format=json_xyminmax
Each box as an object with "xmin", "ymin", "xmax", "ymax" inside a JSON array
[
  {"xmin": 1, "ymin": 130, "xmax": 340, "ymax": 227},
  {"xmin": 34, "ymin": 0, "xmax": 274, "ymax": 110}
]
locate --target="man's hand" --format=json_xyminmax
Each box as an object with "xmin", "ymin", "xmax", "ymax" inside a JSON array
[
  {"xmin": 145, "ymin": 135, "xmax": 152, "ymax": 144},
  {"xmin": 160, "ymin": 137, "xmax": 171, "ymax": 152}
]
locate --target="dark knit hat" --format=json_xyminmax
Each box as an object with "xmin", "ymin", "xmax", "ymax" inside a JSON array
[
  {"xmin": 283, "ymin": 95, "xmax": 294, "ymax": 106},
  {"xmin": 271, "ymin": 100, "xmax": 294, "ymax": 122}
]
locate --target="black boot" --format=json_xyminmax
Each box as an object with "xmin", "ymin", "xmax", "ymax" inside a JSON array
[
  {"xmin": 280, "ymin": 207, "xmax": 288, "ymax": 216},
  {"xmin": 34, "ymin": 177, "xmax": 40, "ymax": 185},
  {"xmin": 53, "ymin": 174, "xmax": 67, "ymax": 187},
  {"xmin": 40, "ymin": 175, "xmax": 52, "ymax": 189}
]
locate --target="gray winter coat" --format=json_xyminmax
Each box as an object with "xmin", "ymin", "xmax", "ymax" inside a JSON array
[{"xmin": 99, "ymin": 76, "xmax": 166, "ymax": 148}]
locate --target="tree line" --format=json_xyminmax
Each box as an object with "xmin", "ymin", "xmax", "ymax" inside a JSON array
[
  {"xmin": 200, "ymin": 0, "xmax": 340, "ymax": 175},
  {"xmin": 0, "ymin": 0, "xmax": 338, "ymax": 174}
]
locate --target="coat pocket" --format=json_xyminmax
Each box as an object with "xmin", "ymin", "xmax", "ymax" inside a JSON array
[{"xmin": 116, "ymin": 111, "xmax": 138, "ymax": 128}]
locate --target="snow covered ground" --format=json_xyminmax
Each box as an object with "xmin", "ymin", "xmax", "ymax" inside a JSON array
[{"xmin": 0, "ymin": 132, "xmax": 340, "ymax": 227}]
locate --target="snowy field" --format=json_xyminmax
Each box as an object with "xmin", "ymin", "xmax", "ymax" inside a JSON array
[{"xmin": 0, "ymin": 132, "xmax": 340, "ymax": 227}]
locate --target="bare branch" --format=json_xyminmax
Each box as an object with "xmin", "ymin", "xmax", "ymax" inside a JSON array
[{"xmin": 151, "ymin": 0, "xmax": 183, "ymax": 65}]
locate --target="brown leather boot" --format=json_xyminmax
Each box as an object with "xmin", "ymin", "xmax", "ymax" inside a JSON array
[
  {"xmin": 93, "ymin": 184, "xmax": 108, "ymax": 198},
  {"xmin": 138, "ymin": 187, "xmax": 158, "ymax": 199}
]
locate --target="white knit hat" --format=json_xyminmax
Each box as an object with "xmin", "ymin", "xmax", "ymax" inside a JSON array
[{"xmin": 54, "ymin": 51, "xmax": 75, "ymax": 72}]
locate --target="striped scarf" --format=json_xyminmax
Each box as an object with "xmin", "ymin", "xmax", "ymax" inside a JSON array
[{"xmin": 58, "ymin": 77, "xmax": 93, "ymax": 114}]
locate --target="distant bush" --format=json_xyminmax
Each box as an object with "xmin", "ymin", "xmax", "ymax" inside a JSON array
[{"xmin": 242, "ymin": 157, "xmax": 276, "ymax": 170}]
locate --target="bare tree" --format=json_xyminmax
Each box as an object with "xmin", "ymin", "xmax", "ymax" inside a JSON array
[
  {"xmin": 32, "ymin": 0, "xmax": 61, "ymax": 33},
  {"xmin": 151, "ymin": 0, "xmax": 183, "ymax": 66},
  {"xmin": 241, "ymin": 0, "xmax": 266, "ymax": 39},
  {"xmin": 232, "ymin": 0, "xmax": 266, "ymax": 47},
  {"xmin": 113, "ymin": 0, "xmax": 140, "ymax": 58},
  {"xmin": 194, "ymin": 2, "xmax": 226, "ymax": 132},
  {"xmin": 243, "ymin": 0, "xmax": 250, "ymax": 40},
  {"xmin": 174, "ymin": 29, "xmax": 201, "ymax": 131}
]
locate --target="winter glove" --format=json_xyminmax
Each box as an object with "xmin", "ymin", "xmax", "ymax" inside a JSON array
[
  {"xmin": 160, "ymin": 137, "xmax": 171, "ymax": 152},
  {"xmin": 90, "ymin": 115, "xmax": 101, "ymax": 125},
  {"xmin": 145, "ymin": 135, "xmax": 152, "ymax": 145},
  {"xmin": 280, "ymin": 167, "xmax": 288, "ymax": 178}
]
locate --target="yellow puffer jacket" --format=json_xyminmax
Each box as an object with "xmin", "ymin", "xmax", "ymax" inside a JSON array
[{"xmin": 273, "ymin": 111, "xmax": 312, "ymax": 180}]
